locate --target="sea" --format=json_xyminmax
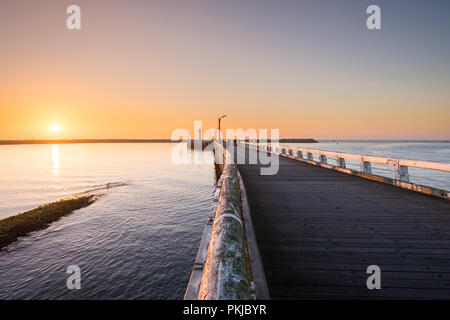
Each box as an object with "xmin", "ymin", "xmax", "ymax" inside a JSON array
[{"xmin": 0, "ymin": 141, "xmax": 448, "ymax": 299}]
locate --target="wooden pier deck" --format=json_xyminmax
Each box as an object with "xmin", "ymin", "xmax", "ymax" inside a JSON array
[{"xmin": 236, "ymin": 146, "xmax": 450, "ymax": 299}]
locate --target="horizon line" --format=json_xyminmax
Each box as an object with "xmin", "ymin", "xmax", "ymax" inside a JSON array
[{"xmin": 0, "ymin": 138, "xmax": 449, "ymax": 146}]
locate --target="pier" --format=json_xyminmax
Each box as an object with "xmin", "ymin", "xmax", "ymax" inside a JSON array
[{"xmin": 186, "ymin": 141, "xmax": 450, "ymax": 300}]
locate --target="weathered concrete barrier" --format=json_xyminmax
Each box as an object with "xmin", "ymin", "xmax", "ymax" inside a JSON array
[
  {"xmin": 197, "ymin": 163, "xmax": 250, "ymax": 300},
  {"xmin": 185, "ymin": 141, "xmax": 269, "ymax": 300}
]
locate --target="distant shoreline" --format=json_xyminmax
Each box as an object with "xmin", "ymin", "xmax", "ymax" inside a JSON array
[
  {"xmin": 0, "ymin": 138, "xmax": 319, "ymax": 145},
  {"xmin": 0, "ymin": 139, "xmax": 178, "ymax": 145},
  {"xmin": 1, "ymin": 138, "xmax": 448, "ymax": 146},
  {"xmin": 279, "ymin": 139, "xmax": 318, "ymax": 143},
  {"xmin": 2, "ymin": 139, "xmax": 448, "ymax": 146}
]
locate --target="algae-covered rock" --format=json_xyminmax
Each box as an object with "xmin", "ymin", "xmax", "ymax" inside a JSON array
[{"xmin": 0, "ymin": 195, "xmax": 96, "ymax": 250}]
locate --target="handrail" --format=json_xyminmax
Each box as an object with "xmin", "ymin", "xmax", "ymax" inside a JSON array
[
  {"xmin": 243, "ymin": 142, "xmax": 450, "ymax": 172},
  {"xmin": 241, "ymin": 142, "xmax": 450, "ymax": 184}
]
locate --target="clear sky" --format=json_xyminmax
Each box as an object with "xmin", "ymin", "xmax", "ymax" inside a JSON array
[{"xmin": 0, "ymin": 0, "xmax": 449, "ymax": 139}]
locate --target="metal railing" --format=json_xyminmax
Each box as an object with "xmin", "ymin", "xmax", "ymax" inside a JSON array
[{"xmin": 241, "ymin": 141, "xmax": 450, "ymax": 187}]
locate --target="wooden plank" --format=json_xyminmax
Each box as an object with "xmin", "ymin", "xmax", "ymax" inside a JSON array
[
  {"xmin": 236, "ymin": 146, "xmax": 450, "ymax": 299},
  {"xmin": 238, "ymin": 171, "xmax": 270, "ymax": 300}
]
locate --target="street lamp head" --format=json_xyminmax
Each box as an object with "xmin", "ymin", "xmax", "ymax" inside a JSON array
[{"xmin": 219, "ymin": 115, "xmax": 227, "ymax": 119}]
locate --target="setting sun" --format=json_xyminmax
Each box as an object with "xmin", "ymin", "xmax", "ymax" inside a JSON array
[{"xmin": 50, "ymin": 124, "xmax": 61, "ymax": 133}]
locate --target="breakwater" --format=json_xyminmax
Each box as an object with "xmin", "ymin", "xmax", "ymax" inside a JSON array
[{"xmin": 0, "ymin": 195, "xmax": 97, "ymax": 250}]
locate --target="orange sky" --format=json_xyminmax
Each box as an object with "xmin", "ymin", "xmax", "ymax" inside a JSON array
[{"xmin": 1, "ymin": 1, "xmax": 449, "ymax": 140}]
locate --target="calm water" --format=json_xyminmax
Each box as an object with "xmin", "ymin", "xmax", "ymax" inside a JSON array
[
  {"xmin": 0, "ymin": 141, "xmax": 449, "ymax": 300},
  {"xmin": 288, "ymin": 141, "xmax": 450, "ymax": 191},
  {"xmin": 0, "ymin": 143, "xmax": 215, "ymax": 299}
]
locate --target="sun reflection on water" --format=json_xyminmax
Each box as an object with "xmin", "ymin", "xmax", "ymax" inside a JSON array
[{"xmin": 52, "ymin": 144, "xmax": 60, "ymax": 175}]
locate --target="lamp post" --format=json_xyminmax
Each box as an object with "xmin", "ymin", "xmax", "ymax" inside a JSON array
[{"xmin": 218, "ymin": 115, "xmax": 227, "ymax": 141}]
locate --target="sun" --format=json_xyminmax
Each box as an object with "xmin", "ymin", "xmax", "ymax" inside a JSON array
[{"xmin": 50, "ymin": 123, "xmax": 61, "ymax": 133}]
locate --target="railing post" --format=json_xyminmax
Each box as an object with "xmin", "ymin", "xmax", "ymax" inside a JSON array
[
  {"xmin": 297, "ymin": 151, "xmax": 303, "ymax": 159},
  {"xmin": 319, "ymin": 155, "xmax": 327, "ymax": 164},
  {"xmin": 395, "ymin": 163, "xmax": 409, "ymax": 182},
  {"xmin": 361, "ymin": 159, "xmax": 372, "ymax": 174},
  {"xmin": 307, "ymin": 152, "xmax": 314, "ymax": 161},
  {"xmin": 337, "ymin": 157, "xmax": 346, "ymax": 168}
]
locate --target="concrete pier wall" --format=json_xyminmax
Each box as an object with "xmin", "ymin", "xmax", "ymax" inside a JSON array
[{"xmin": 197, "ymin": 164, "xmax": 251, "ymax": 300}]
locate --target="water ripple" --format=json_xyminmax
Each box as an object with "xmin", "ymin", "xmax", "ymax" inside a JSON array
[{"xmin": 0, "ymin": 144, "xmax": 214, "ymax": 299}]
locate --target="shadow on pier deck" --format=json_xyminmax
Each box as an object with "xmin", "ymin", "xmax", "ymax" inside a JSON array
[{"xmin": 236, "ymin": 146, "xmax": 450, "ymax": 299}]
